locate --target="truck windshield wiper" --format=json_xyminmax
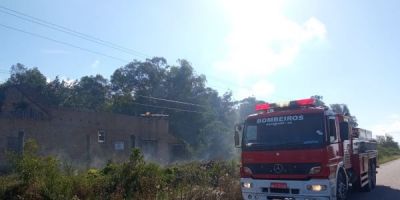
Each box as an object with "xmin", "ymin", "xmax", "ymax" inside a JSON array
[
  {"xmin": 245, "ymin": 141, "xmax": 320, "ymax": 150},
  {"xmin": 246, "ymin": 143, "xmax": 267, "ymax": 147}
]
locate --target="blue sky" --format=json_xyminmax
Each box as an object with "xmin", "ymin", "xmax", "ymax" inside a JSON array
[{"xmin": 1, "ymin": 0, "xmax": 399, "ymax": 141}]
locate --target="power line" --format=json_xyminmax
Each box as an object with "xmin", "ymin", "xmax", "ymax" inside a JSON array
[
  {"xmin": 0, "ymin": 6, "xmax": 247, "ymax": 100},
  {"xmin": 132, "ymin": 102, "xmax": 205, "ymax": 114},
  {"xmin": 135, "ymin": 94, "xmax": 207, "ymax": 108},
  {"xmin": 0, "ymin": 23, "xmax": 130, "ymax": 63},
  {"xmin": 0, "ymin": 5, "xmax": 149, "ymax": 58},
  {"xmin": 0, "ymin": 6, "xmax": 269, "ymax": 103},
  {"xmin": 0, "ymin": 6, "xmax": 250, "ymax": 106},
  {"xmin": 0, "ymin": 8, "xmax": 146, "ymax": 58},
  {"xmin": 0, "ymin": 22, "xmax": 250, "ymax": 107}
]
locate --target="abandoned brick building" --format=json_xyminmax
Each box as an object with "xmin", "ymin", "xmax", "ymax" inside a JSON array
[{"xmin": 0, "ymin": 86, "xmax": 184, "ymax": 169}]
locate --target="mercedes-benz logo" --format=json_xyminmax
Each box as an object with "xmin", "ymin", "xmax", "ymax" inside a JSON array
[{"xmin": 273, "ymin": 164, "xmax": 284, "ymax": 174}]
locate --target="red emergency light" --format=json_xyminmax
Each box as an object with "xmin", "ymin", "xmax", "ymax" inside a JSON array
[
  {"xmin": 295, "ymin": 98, "xmax": 316, "ymax": 106},
  {"xmin": 255, "ymin": 103, "xmax": 270, "ymax": 111},
  {"xmin": 255, "ymin": 98, "xmax": 317, "ymax": 111}
]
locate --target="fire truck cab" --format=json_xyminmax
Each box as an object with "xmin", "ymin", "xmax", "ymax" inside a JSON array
[{"xmin": 234, "ymin": 97, "xmax": 377, "ymax": 200}]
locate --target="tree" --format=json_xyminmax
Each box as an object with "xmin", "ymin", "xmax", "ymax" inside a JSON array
[
  {"xmin": 110, "ymin": 58, "xmax": 168, "ymax": 115},
  {"xmin": 311, "ymin": 95, "xmax": 326, "ymax": 107},
  {"xmin": 7, "ymin": 63, "xmax": 47, "ymax": 91},
  {"xmin": 197, "ymin": 121, "xmax": 235, "ymax": 160},
  {"xmin": 163, "ymin": 60, "xmax": 213, "ymax": 146},
  {"xmin": 111, "ymin": 57, "xmax": 167, "ymax": 96},
  {"xmin": 237, "ymin": 97, "xmax": 263, "ymax": 122},
  {"xmin": 66, "ymin": 75, "xmax": 109, "ymax": 110},
  {"xmin": 330, "ymin": 103, "xmax": 358, "ymax": 127},
  {"xmin": 376, "ymin": 134, "xmax": 399, "ymax": 149},
  {"xmin": 43, "ymin": 76, "xmax": 73, "ymax": 106}
]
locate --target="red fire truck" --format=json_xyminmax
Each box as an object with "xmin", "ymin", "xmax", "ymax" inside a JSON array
[{"xmin": 234, "ymin": 97, "xmax": 377, "ymax": 200}]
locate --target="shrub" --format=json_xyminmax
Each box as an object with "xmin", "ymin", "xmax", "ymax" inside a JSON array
[{"xmin": 0, "ymin": 142, "xmax": 242, "ymax": 200}]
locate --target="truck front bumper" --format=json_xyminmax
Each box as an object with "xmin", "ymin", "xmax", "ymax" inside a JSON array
[{"xmin": 241, "ymin": 178, "xmax": 334, "ymax": 200}]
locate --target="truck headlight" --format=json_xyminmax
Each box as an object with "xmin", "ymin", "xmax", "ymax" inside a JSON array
[
  {"xmin": 307, "ymin": 184, "xmax": 327, "ymax": 192},
  {"xmin": 242, "ymin": 182, "xmax": 253, "ymax": 189}
]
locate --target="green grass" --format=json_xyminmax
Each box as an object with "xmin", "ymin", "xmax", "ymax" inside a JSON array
[
  {"xmin": 4, "ymin": 140, "xmax": 397, "ymax": 199},
  {"xmin": 377, "ymin": 145, "xmax": 400, "ymax": 165},
  {"xmin": 378, "ymin": 155, "xmax": 400, "ymax": 165},
  {"xmin": 0, "ymin": 140, "xmax": 242, "ymax": 200}
]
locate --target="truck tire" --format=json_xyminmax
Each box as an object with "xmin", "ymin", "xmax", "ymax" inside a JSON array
[
  {"xmin": 371, "ymin": 162, "xmax": 376, "ymax": 189},
  {"xmin": 362, "ymin": 161, "xmax": 376, "ymax": 192},
  {"xmin": 336, "ymin": 170, "xmax": 348, "ymax": 200}
]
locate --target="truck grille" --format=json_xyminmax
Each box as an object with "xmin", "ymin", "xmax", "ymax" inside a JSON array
[{"xmin": 244, "ymin": 163, "xmax": 320, "ymax": 175}]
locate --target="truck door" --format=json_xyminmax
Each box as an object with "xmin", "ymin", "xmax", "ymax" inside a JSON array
[
  {"xmin": 327, "ymin": 116, "xmax": 341, "ymax": 163},
  {"xmin": 341, "ymin": 121, "xmax": 352, "ymax": 169}
]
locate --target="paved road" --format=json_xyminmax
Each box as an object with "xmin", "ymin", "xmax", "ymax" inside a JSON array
[{"xmin": 349, "ymin": 158, "xmax": 400, "ymax": 200}]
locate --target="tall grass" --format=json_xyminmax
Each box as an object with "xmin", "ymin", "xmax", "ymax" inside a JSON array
[
  {"xmin": 377, "ymin": 145, "xmax": 400, "ymax": 164},
  {"xmin": 0, "ymin": 140, "xmax": 241, "ymax": 200}
]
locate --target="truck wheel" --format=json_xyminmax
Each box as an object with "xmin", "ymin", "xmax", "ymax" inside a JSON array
[
  {"xmin": 362, "ymin": 162, "xmax": 376, "ymax": 192},
  {"xmin": 336, "ymin": 171, "xmax": 348, "ymax": 200},
  {"xmin": 370, "ymin": 162, "xmax": 376, "ymax": 189}
]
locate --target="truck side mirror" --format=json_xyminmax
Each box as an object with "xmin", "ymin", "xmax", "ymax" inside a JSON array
[
  {"xmin": 234, "ymin": 124, "xmax": 242, "ymax": 148},
  {"xmin": 235, "ymin": 124, "xmax": 243, "ymax": 132}
]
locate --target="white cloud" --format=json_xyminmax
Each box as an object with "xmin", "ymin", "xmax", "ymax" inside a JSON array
[
  {"xmin": 60, "ymin": 77, "xmax": 76, "ymax": 87},
  {"xmin": 213, "ymin": 0, "xmax": 326, "ymax": 100},
  {"xmin": 46, "ymin": 76, "xmax": 52, "ymax": 83},
  {"xmin": 91, "ymin": 60, "xmax": 100, "ymax": 69},
  {"xmin": 389, "ymin": 114, "xmax": 400, "ymax": 120},
  {"xmin": 44, "ymin": 76, "xmax": 75, "ymax": 86},
  {"xmin": 370, "ymin": 114, "xmax": 400, "ymax": 142}
]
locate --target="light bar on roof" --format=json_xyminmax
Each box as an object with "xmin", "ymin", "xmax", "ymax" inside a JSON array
[
  {"xmin": 255, "ymin": 103, "xmax": 270, "ymax": 111},
  {"xmin": 255, "ymin": 98, "xmax": 317, "ymax": 111},
  {"xmin": 295, "ymin": 98, "xmax": 316, "ymax": 106},
  {"xmin": 276, "ymin": 101, "xmax": 290, "ymax": 107}
]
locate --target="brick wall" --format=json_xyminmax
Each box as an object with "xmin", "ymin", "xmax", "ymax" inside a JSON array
[{"xmin": 0, "ymin": 87, "xmax": 183, "ymax": 169}]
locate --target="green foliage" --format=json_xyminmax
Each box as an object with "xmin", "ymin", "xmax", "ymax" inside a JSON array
[
  {"xmin": 4, "ymin": 139, "xmax": 74, "ymax": 199},
  {"xmin": 41, "ymin": 76, "xmax": 73, "ymax": 106},
  {"xmin": 108, "ymin": 58, "xmax": 239, "ymax": 153},
  {"xmin": 376, "ymin": 134, "xmax": 399, "ymax": 149},
  {"xmin": 197, "ymin": 121, "xmax": 236, "ymax": 159},
  {"xmin": 330, "ymin": 103, "xmax": 358, "ymax": 127},
  {"xmin": 376, "ymin": 134, "xmax": 400, "ymax": 164},
  {"xmin": 237, "ymin": 97, "xmax": 264, "ymax": 122},
  {"xmin": 1, "ymin": 145, "xmax": 241, "ymax": 200},
  {"xmin": 7, "ymin": 63, "xmax": 47, "ymax": 90},
  {"xmin": 66, "ymin": 75, "xmax": 109, "ymax": 110},
  {"xmin": 0, "ymin": 86, "xmax": 6, "ymax": 112}
]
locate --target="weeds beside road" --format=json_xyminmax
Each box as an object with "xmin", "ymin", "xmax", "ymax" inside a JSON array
[
  {"xmin": 378, "ymin": 146, "xmax": 400, "ymax": 165},
  {"xmin": 0, "ymin": 140, "xmax": 242, "ymax": 200}
]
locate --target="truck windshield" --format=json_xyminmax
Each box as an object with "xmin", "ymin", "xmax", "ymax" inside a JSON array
[{"xmin": 243, "ymin": 113, "xmax": 325, "ymax": 150}]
